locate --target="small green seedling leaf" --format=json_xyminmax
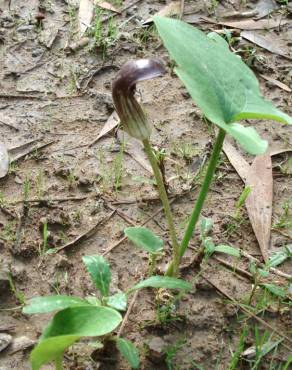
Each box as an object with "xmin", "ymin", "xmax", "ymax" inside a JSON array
[
  {"xmin": 267, "ymin": 245, "xmax": 292, "ymax": 268},
  {"xmin": 116, "ymin": 338, "xmax": 140, "ymax": 369},
  {"xmin": 262, "ymin": 283, "xmax": 286, "ymax": 298},
  {"xmin": 203, "ymin": 237, "xmax": 215, "ymax": 256},
  {"xmin": 214, "ymin": 245, "xmax": 241, "ymax": 257},
  {"xmin": 236, "ymin": 186, "xmax": 252, "ymax": 210},
  {"xmin": 154, "ymin": 16, "xmax": 292, "ymax": 155},
  {"xmin": 128, "ymin": 276, "xmax": 191, "ymax": 293},
  {"xmin": 31, "ymin": 335, "xmax": 79, "ymax": 370},
  {"xmin": 82, "ymin": 255, "xmax": 111, "ymax": 297},
  {"xmin": 42, "ymin": 306, "xmax": 122, "ymax": 339},
  {"xmin": 200, "ymin": 217, "xmax": 213, "ymax": 238},
  {"xmin": 124, "ymin": 227, "xmax": 164, "ymax": 254},
  {"xmin": 23, "ymin": 295, "xmax": 89, "ymax": 314},
  {"xmin": 85, "ymin": 296, "xmax": 102, "ymax": 306},
  {"xmin": 106, "ymin": 292, "xmax": 127, "ymax": 311}
]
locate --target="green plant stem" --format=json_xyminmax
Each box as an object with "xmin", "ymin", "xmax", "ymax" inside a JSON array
[
  {"xmin": 55, "ymin": 355, "xmax": 63, "ymax": 370},
  {"xmin": 166, "ymin": 128, "xmax": 226, "ymax": 276},
  {"xmin": 143, "ymin": 139, "xmax": 180, "ymax": 276}
]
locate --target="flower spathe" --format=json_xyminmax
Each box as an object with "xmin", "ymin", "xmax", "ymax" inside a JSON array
[{"xmin": 112, "ymin": 59, "xmax": 166, "ymax": 141}]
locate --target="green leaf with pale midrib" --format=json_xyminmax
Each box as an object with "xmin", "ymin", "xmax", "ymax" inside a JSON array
[
  {"xmin": 125, "ymin": 227, "xmax": 164, "ymax": 254},
  {"xmin": 31, "ymin": 306, "xmax": 122, "ymax": 370},
  {"xmin": 116, "ymin": 338, "xmax": 140, "ymax": 369},
  {"xmin": 153, "ymin": 16, "xmax": 292, "ymax": 155},
  {"xmin": 128, "ymin": 276, "xmax": 191, "ymax": 292},
  {"xmin": 82, "ymin": 255, "xmax": 111, "ymax": 297},
  {"xmin": 42, "ymin": 306, "xmax": 122, "ymax": 338},
  {"xmin": 31, "ymin": 335, "xmax": 79, "ymax": 370},
  {"xmin": 23, "ymin": 295, "xmax": 89, "ymax": 314}
]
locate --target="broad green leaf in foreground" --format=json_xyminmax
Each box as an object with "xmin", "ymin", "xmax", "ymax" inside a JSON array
[
  {"xmin": 154, "ymin": 16, "xmax": 292, "ymax": 155},
  {"xmin": 125, "ymin": 227, "xmax": 164, "ymax": 254},
  {"xmin": 128, "ymin": 276, "xmax": 192, "ymax": 292},
  {"xmin": 23, "ymin": 295, "xmax": 89, "ymax": 314},
  {"xmin": 31, "ymin": 306, "xmax": 122, "ymax": 369},
  {"xmin": 116, "ymin": 338, "xmax": 140, "ymax": 369},
  {"xmin": 42, "ymin": 306, "xmax": 122, "ymax": 339},
  {"xmin": 31, "ymin": 335, "xmax": 79, "ymax": 370},
  {"xmin": 82, "ymin": 255, "xmax": 111, "ymax": 297}
]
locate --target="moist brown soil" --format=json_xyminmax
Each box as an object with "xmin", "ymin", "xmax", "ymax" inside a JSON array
[{"xmin": 0, "ymin": 0, "xmax": 291, "ymax": 369}]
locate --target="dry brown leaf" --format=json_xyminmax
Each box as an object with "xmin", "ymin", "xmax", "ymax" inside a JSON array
[
  {"xmin": 143, "ymin": 1, "xmax": 181, "ymax": 25},
  {"xmin": 223, "ymin": 141, "xmax": 249, "ymax": 181},
  {"xmin": 79, "ymin": 0, "xmax": 94, "ymax": 36},
  {"xmin": 255, "ymin": 0, "xmax": 279, "ymax": 19},
  {"xmin": 269, "ymin": 147, "xmax": 292, "ymax": 156},
  {"xmin": 117, "ymin": 130, "xmax": 152, "ymax": 174},
  {"xmin": 0, "ymin": 143, "xmax": 9, "ymax": 178},
  {"xmin": 223, "ymin": 141, "xmax": 274, "ymax": 262},
  {"xmin": 201, "ymin": 16, "xmax": 291, "ymax": 30},
  {"xmin": 260, "ymin": 74, "xmax": 292, "ymax": 93},
  {"xmin": 89, "ymin": 111, "xmax": 120, "ymax": 147},
  {"xmin": 95, "ymin": 1, "xmax": 120, "ymax": 13},
  {"xmin": 245, "ymin": 154, "xmax": 273, "ymax": 262},
  {"xmin": 241, "ymin": 30, "xmax": 290, "ymax": 59}
]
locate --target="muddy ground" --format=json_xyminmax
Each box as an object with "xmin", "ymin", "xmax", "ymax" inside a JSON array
[{"xmin": 0, "ymin": 0, "xmax": 292, "ymax": 369}]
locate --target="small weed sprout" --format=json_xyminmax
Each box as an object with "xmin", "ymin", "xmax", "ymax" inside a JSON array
[{"xmin": 23, "ymin": 255, "xmax": 190, "ymax": 369}]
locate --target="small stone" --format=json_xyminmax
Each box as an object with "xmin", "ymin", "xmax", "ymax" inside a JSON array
[
  {"xmin": 31, "ymin": 48, "xmax": 43, "ymax": 58},
  {"xmin": 147, "ymin": 337, "xmax": 168, "ymax": 363},
  {"xmin": 9, "ymin": 336, "xmax": 35, "ymax": 354},
  {"xmin": 16, "ymin": 25, "xmax": 34, "ymax": 32},
  {"xmin": 0, "ymin": 333, "xmax": 12, "ymax": 352}
]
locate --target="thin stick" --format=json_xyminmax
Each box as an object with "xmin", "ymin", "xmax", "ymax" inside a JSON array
[
  {"xmin": 117, "ymin": 290, "xmax": 139, "ymax": 337},
  {"xmin": 213, "ymin": 256, "xmax": 253, "ymax": 280},
  {"xmin": 56, "ymin": 211, "xmax": 116, "ymax": 252},
  {"xmin": 241, "ymin": 250, "xmax": 292, "ymax": 280},
  {"xmin": 202, "ymin": 274, "xmax": 292, "ymax": 348},
  {"xmin": 143, "ymin": 139, "xmax": 180, "ymax": 276},
  {"xmin": 8, "ymin": 195, "xmax": 90, "ymax": 205}
]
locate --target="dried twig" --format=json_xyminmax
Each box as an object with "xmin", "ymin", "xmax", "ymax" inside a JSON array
[
  {"xmin": 9, "ymin": 195, "xmax": 91, "ymax": 205},
  {"xmin": 56, "ymin": 211, "xmax": 116, "ymax": 252},
  {"xmin": 213, "ymin": 256, "xmax": 253, "ymax": 280},
  {"xmin": 117, "ymin": 290, "xmax": 139, "ymax": 337},
  {"xmin": 202, "ymin": 274, "xmax": 292, "ymax": 348},
  {"xmin": 241, "ymin": 250, "xmax": 292, "ymax": 280}
]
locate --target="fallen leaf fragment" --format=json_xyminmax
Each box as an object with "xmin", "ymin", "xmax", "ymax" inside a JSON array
[
  {"xmin": 143, "ymin": 1, "xmax": 180, "ymax": 25},
  {"xmin": 201, "ymin": 16, "xmax": 291, "ymax": 30},
  {"xmin": 241, "ymin": 30, "xmax": 290, "ymax": 59},
  {"xmin": 223, "ymin": 141, "xmax": 274, "ymax": 262},
  {"xmin": 89, "ymin": 111, "xmax": 120, "ymax": 147},
  {"xmin": 0, "ymin": 333, "xmax": 12, "ymax": 352},
  {"xmin": 79, "ymin": 0, "xmax": 94, "ymax": 36},
  {"xmin": 260, "ymin": 74, "xmax": 291, "ymax": 93},
  {"xmin": 246, "ymin": 154, "xmax": 273, "ymax": 263},
  {"xmin": 255, "ymin": 0, "xmax": 279, "ymax": 19},
  {"xmin": 95, "ymin": 1, "xmax": 120, "ymax": 13},
  {"xmin": 223, "ymin": 141, "xmax": 249, "ymax": 181},
  {"xmin": 117, "ymin": 130, "xmax": 152, "ymax": 173},
  {"xmin": 0, "ymin": 143, "xmax": 9, "ymax": 178}
]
